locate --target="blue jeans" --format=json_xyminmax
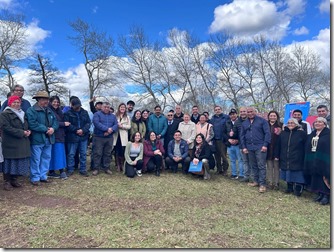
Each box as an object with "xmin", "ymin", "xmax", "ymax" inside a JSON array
[
  {"xmin": 248, "ymin": 149, "xmax": 267, "ymax": 186},
  {"xmin": 67, "ymin": 140, "xmax": 88, "ymax": 173},
  {"xmin": 30, "ymin": 138, "xmax": 52, "ymax": 182},
  {"xmin": 227, "ymin": 145, "xmax": 244, "ymax": 176}
]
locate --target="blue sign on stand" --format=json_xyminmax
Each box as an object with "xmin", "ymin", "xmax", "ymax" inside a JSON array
[{"xmin": 284, "ymin": 102, "xmax": 310, "ymax": 124}]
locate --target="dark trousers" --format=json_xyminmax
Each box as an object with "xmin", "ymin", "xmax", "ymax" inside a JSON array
[
  {"xmin": 125, "ymin": 157, "xmax": 143, "ymax": 178},
  {"xmin": 214, "ymin": 139, "xmax": 229, "ymax": 172},
  {"xmin": 165, "ymin": 156, "xmax": 191, "ymax": 172},
  {"xmin": 147, "ymin": 155, "xmax": 163, "ymax": 172},
  {"xmin": 92, "ymin": 136, "xmax": 114, "ymax": 171}
]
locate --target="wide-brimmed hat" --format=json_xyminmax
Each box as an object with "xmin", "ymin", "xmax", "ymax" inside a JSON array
[{"xmin": 32, "ymin": 90, "xmax": 49, "ymax": 99}]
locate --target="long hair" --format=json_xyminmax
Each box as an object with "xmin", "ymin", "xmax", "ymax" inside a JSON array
[
  {"xmin": 268, "ymin": 110, "xmax": 283, "ymax": 127},
  {"xmin": 131, "ymin": 109, "xmax": 142, "ymax": 123},
  {"xmin": 116, "ymin": 103, "xmax": 128, "ymax": 118}
]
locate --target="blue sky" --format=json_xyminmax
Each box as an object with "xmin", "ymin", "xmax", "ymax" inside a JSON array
[{"xmin": 4, "ymin": 0, "xmax": 329, "ymax": 71}]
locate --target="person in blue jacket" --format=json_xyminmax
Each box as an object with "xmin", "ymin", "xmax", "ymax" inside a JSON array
[{"xmin": 147, "ymin": 105, "xmax": 168, "ymax": 146}]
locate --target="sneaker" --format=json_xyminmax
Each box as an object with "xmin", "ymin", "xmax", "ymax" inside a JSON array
[
  {"xmin": 31, "ymin": 181, "xmax": 40, "ymax": 186},
  {"xmin": 105, "ymin": 169, "xmax": 112, "ymax": 175},
  {"xmin": 79, "ymin": 171, "xmax": 89, "ymax": 177},
  {"xmin": 136, "ymin": 170, "xmax": 142, "ymax": 177},
  {"xmin": 48, "ymin": 172, "xmax": 60, "ymax": 179},
  {"xmin": 248, "ymin": 182, "xmax": 259, "ymax": 187},
  {"xmin": 92, "ymin": 170, "xmax": 99, "ymax": 176},
  {"xmin": 4, "ymin": 182, "xmax": 13, "ymax": 191},
  {"xmin": 259, "ymin": 185, "xmax": 266, "ymax": 193},
  {"xmin": 67, "ymin": 170, "xmax": 74, "ymax": 176},
  {"xmin": 60, "ymin": 172, "xmax": 68, "ymax": 180},
  {"xmin": 40, "ymin": 179, "xmax": 51, "ymax": 183},
  {"xmin": 230, "ymin": 175, "xmax": 238, "ymax": 180}
]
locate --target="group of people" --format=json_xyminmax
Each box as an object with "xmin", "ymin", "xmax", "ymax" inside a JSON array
[{"xmin": 0, "ymin": 85, "xmax": 331, "ymax": 205}]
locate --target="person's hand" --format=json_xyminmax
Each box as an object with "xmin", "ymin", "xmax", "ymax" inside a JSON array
[
  {"xmin": 243, "ymin": 148, "xmax": 248, "ymax": 154},
  {"xmin": 261, "ymin": 146, "xmax": 267, "ymax": 152},
  {"xmin": 107, "ymin": 128, "xmax": 113, "ymax": 134},
  {"xmin": 76, "ymin": 129, "xmax": 83, "ymax": 136},
  {"xmin": 193, "ymin": 158, "xmax": 199, "ymax": 165},
  {"xmin": 46, "ymin": 127, "xmax": 54, "ymax": 135},
  {"xmin": 64, "ymin": 122, "xmax": 71, "ymax": 126},
  {"xmin": 24, "ymin": 130, "xmax": 31, "ymax": 137},
  {"xmin": 133, "ymin": 160, "xmax": 137, "ymax": 165}
]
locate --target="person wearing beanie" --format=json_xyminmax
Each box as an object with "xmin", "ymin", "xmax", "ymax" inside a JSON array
[{"xmin": 0, "ymin": 95, "xmax": 31, "ymax": 190}]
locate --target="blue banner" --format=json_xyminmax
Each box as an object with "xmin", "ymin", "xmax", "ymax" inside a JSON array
[{"xmin": 284, "ymin": 102, "xmax": 310, "ymax": 124}]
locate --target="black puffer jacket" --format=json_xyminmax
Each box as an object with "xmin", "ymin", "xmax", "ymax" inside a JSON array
[
  {"xmin": 64, "ymin": 108, "xmax": 91, "ymax": 143},
  {"xmin": 274, "ymin": 126, "xmax": 307, "ymax": 171}
]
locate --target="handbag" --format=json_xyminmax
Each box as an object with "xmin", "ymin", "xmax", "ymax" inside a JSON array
[{"xmin": 188, "ymin": 161, "xmax": 203, "ymax": 173}]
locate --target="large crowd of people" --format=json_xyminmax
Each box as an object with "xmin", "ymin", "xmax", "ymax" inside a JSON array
[{"xmin": 0, "ymin": 85, "xmax": 331, "ymax": 205}]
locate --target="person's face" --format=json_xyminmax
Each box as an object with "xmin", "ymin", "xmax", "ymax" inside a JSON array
[
  {"xmin": 154, "ymin": 107, "xmax": 161, "ymax": 116},
  {"xmin": 247, "ymin": 108, "xmax": 256, "ymax": 119},
  {"xmin": 203, "ymin": 113, "xmax": 209, "ymax": 121},
  {"xmin": 174, "ymin": 132, "xmax": 182, "ymax": 141},
  {"xmin": 13, "ymin": 87, "xmax": 24, "ymax": 98},
  {"xmin": 101, "ymin": 104, "xmax": 110, "ymax": 114},
  {"xmin": 96, "ymin": 103, "xmax": 102, "ymax": 110},
  {"xmin": 292, "ymin": 112, "xmax": 302, "ymax": 121},
  {"xmin": 127, "ymin": 104, "xmax": 134, "ymax": 112},
  {"xmin": 229, "ymin": 113, "xmax": 237, "ymax": 121},
  {"xmin": 214, "ymin": 106, "xmax": 222, "ymax": 116},
  {"xmin": 314, "ymin": 120, "xmax": 326, "ymax": 131},
  {"xmin": 10, "ymin": 99, "xmax": 21, "ymax": 110},
  {"xmin": 199, "ymin": 115, "xmax": 206, "ymax": 124},
  {"xmin": 51, "ymin": 99, "xmax": 60, "ymax": 109},
  {"xmin": 196, "ymin": 135, "xmax": 203, "ymax": 144},
  {"xmin": 135, "ymin": 111, "xmax": 141, "ymax": 120},
  {"xmin": 142, "ymin": 111, "xmax": 149, "ymax": 119},
  {"xmin": 239, "ymin": 108, "xmax": 247, "ymax": 119},
  {"xmin": 183, "ymin": 114, "xmax": 190, "ymax": 122},
  {"xmin": 268, "ymin": 112, "xmax": 277, "ymax": 123},
  {"xmin": 119, "ymin": 104, "xmax": 126, "ymax": 113},
  {"xmin": 287, "ymin": 120, "xmax": 297, "ymax": 130},
  {"xmin": 38, "ymin": 98, "xmax": 49, "ymax": 108},
  {"xmin": 134, "ymin": 132, "xmax": 141, "ymax": 142},
  {"xmin": 175, "ymin": 105, "xmax": 181, "ymax": 114},
  {"xmin": 149, "ymin": 132, "xmax": 156, "ymax": 141},
  {"xmin": 167, "ymin": 112, "xmax": 174, "ymax": 121},
  {"xmin": 192, "ymin": 107, "xmax": 199, "ymax": 115},
  {"xmin": 317, "ymin": 108, "xmax": 328, "ymax": 118}
]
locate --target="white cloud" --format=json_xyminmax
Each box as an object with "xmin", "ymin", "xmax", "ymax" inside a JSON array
[
  {"xmin": 92, "ymin": 6, "xmax": 98, "ymax": 14},
  {"xmin": 209, "ymin": 0, "xmax": 306, "ymax": 41},
  {"xmin": 293, "ymin": 26, "xmax": 309, "ymax": 35},
  {"xmin": 286, "ymin": 28, "xmax": 330, "ymax": 70},
  {"xmin": 319, "ymin": 0, "xmax": 329, "ymax": 13},
  {"xmin": 0, "ymin": 0, "xmax": 13, "ymax": 9},
  {"xmin": 24, "ymin": 19, "xmax": 50, "ymax": 52}
]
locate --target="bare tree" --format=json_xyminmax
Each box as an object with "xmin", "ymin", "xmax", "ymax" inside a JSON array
[
  {"xmin": 68, "ymin": 18, "xmax": 115, "ymax": 99},
  {"xmin": 28, "ymin": 54, "xmax": 68, "ymax": 100},
  {"xmin": 116, "ymin": 26, "xmax": 166, "ymax": 109},
  {"xmin": 0, "ymin": 10, "xmax": 28, "ymax": 95}
]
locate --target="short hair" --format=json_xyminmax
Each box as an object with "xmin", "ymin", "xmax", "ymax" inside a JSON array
[
  {"xmin": 169, "ymin": 109, "xmax": 175, "ymax": 113},
  {"xmin": 127, "ymin": 100, "xmax": 135, "ymax": 106},
  {"xmin": 293, "ymin": 109, "xmax": 303, "ymax": 115},
  {"xmin": 317, "ymin": 105, "xmax": 328, "ymax": 111},
  {"xmin": 192, "ymin": 105, "xmax": 198, "ymax": 109},
  {"xmin": 174, "ymin": 130, "xmax": 182, "ymax": 136},
  {"xmin": 11, "ymin": 84, "xmax": 24, "ymax": 92},
  {"xmin": 101, "ymin": 102, "xmax": 110, "ymax": 106},
  {"xmin": 69, "ymin": 96, "xmax": 79, "ymax": 102},
  {"xmin": 95, "ymin": 101, "xmax": 103, "ymax": 106},
  {"xmin": 154, "ymin": 105, "xmax": 161, "ymax": 110}
]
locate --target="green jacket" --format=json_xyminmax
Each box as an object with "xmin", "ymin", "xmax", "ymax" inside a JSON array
[{"xmin": 26, "ymin": 103, "xmax": 59, "ymax": 145}]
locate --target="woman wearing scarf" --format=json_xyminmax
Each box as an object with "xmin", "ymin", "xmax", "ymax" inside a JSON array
[
  {"xmin": 0, "ymin": 96, "xmax": 31, "ymax": 190},
  {"xmin": 304, "ymin": 117, "xmax": 330, "ymax": 205}
]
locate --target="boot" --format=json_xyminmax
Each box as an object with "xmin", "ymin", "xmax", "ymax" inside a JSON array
[
  {"xmin": 285, "ymin": 182, "xmax": 293, "ymax": 194},
  {"xmin": 293, "ymin": 183, "xmax": 303, "ymax": 197},
  {"xmin": 155, "ymin": 167, "xmax": 160, "ymax": 176},
  {"xmin": 314, "ymin": 192, "xmax": 324, "ymax": 202},
  {"xmin": 115, "ymin": 155, "xmax": 122, "ymax": 172},
  {"xmin": 319, "ymin": 194, "xmax": 330, "ymax": 205},
  {"xmin": 10, "ymin": 175, "xmax": 22, "ymax": 188},
  {"xmin": 119, "ymin": 157, "xmax": 124, "ymax": 172},
  {"xmin": 203, "ymin": 167, "xmax": 211, "ymax": 180},
  {"xmin": 3, "ymin": 174, "xmax": 13, "ymax": 191}
]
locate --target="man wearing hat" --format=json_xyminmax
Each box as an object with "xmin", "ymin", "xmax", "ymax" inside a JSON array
[
  {"xmin": 64, "ymin": 97, "xmax": 91, "ymax": 176},
  {"xmin": 126, "ymin": 100, "xmax": 135, "ymax": 118},
  {"xmin": 26, "ymin": 90, "xmax": 59, "ymax": 185},
  {"xmin": 222, "ymin": 109, "xmax": 244, "ymax": 180},
  {"xmin": 89, "ymin": 96, "xmax": 103, "ymax": 114}
]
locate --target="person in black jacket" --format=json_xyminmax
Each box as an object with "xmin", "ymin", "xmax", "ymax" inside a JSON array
[
  {"xmin": 164, "ymin": 111, "xmax": 180, "ymax": 159},
  {"xmin": 274, "ymin": 118, "xmax": 307, "ymax": 196},
  {"xmin": 190, "ymin": 133, "xmax": 215, "ymax": 180},
  {"xmin": 63, "ymin": 98, "xmax": 91, "ymax": 176}
]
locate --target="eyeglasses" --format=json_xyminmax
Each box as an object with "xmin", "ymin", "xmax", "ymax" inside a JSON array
[{"xmin": 167, "ymin": 114, "xmax": 173, "ymax": 117}]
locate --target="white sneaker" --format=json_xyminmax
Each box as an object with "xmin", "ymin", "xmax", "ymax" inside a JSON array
[{"xmin": 136, "ymin": 170, "xmax": 142, "ymax": 177}]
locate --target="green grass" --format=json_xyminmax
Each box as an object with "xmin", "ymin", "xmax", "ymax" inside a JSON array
[{"xmin": 0, "ymin": 168, "xmax": 330, "ymax": 248}]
